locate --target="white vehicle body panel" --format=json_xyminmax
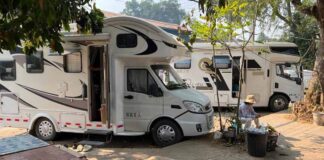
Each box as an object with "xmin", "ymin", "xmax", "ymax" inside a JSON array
[
  {"xmin": 0, "ymin": 16, "xmax": 213, "ymax": 138},
  {"xmin": 172, "ymin": 42, "xmax": 304, "ymax": 108}
]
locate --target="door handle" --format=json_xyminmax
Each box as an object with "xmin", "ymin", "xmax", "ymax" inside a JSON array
[{"xmin": 124, "ymin": 95, "xmax": 134, "ymax": 99}]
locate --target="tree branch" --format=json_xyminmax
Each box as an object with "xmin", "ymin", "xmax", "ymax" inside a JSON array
[
  {"xmin": 270, "ymin": 3, "xmax": 290, "ymax": 25},
  {"xmin": 291, "ymin": 0, "xmax": 319, "ymax": 20}
]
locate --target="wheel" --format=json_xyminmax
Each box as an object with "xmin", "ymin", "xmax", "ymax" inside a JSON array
[
  {"xmin": 151, "ymin": 119, "xmax": 183, "ymax": 147},
  {"xmin": 34, "ymin": 118, "xmax": 56, "ymax": 141},
  {"xmin": 269, "ymin": 94, "xmax": 289, "ymax": 112}
]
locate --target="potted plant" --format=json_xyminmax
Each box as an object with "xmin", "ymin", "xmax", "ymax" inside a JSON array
[
  {"xmin": 312, "ymin": 103, "xmax": 324, "ymax": 126},
  {"xmin": 267, "ymin": 124, "xmax": 279, "ymax": 152}
]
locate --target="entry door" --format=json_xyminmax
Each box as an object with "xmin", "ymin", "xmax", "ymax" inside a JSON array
[
  {"xmin": 0, "ymin": 93, "xmax": 19, "ymax": 114},
  {"xmin": 88, "ymin": 45, "xmax": 110, "ymax": 127},
  {"xmin": 123, "ymin": 68, "xmax": 163, "ymax": 132}
]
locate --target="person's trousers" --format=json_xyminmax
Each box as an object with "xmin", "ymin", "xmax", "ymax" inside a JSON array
[{"xmin": 241, "ymin": 118, "xmax": 260, "ymax": 130}]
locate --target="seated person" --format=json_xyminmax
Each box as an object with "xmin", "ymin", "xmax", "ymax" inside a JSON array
[{"xmin": 239, "ymin": 95, "xmax": 261, "ymax": 130}]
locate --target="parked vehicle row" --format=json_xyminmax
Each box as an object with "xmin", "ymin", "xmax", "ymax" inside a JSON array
[{"xmin": 0, "ymin": 16, "xmax": 304, "ymax": 146}]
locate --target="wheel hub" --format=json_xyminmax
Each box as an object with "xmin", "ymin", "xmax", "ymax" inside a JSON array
[
  {"xmin": 274, "ymin": 98, "xmax": 286, "ymax": 109},
  {"xmin": 157, "ymin": 125, "xmax": 175, "ymax": 143},
  {"xmin": 39, "ymin": 121, "xmax": 53, "ymax": 137}
]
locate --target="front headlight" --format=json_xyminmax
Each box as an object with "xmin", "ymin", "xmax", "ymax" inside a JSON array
[{"xmin": 183, "ymin": 101, "xmax": 204, "ymax": 113}]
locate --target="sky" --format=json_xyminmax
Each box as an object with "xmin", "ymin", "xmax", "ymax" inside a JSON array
[
  {"xmin": 95, "ymin": 0, "xmax": 198, "ymax": 14},
  {"xmin": 94, "ymin": 0, "xmax": 281, "ymax": 39}
]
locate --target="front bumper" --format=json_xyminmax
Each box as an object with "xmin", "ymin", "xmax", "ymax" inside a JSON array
[{"xmin": 176, "ymin": 110, "xmax": 214, "ymax": 136}]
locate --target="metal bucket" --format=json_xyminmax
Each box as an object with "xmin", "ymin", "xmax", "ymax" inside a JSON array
[{"xmin": 313, "ymin": 112, "xmax": 324, "ymax": 126}]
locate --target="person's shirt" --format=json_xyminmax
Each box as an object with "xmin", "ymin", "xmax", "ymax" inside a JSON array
[{"xmin": 239, "ymin": 103, "xmax": 257, "ymax": 120}]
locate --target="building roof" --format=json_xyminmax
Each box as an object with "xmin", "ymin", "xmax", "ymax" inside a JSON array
[{"xmin": 102, "ymin": 11, "xmax": 188, "ymax": 31}]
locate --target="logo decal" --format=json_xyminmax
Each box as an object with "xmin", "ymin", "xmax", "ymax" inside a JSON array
[
  {"xmin": 122, "ymin": 26, "xmax": 158, "ymax": 55},
  {"xmin": 198, "ymin": 58, "xmax": 229, "ymax": 91}
]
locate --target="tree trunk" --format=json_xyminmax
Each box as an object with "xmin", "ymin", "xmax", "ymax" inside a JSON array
[{"xmin": 306, "ymin": 0, "xmax": 324, "ymax": 106}]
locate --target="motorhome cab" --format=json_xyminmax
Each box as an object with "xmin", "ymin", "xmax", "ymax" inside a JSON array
[
  {"xmin": 173, "ymin": 42, "xmax": 304, "ymax": 111},
  {"xmin": 0, "ymin": 17, "xmax": 213, "ymax": 146}
]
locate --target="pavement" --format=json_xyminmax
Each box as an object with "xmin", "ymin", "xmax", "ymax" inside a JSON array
[{"xmin": 0, "ymin": 110, "xmax": 324, "ymax": 160}]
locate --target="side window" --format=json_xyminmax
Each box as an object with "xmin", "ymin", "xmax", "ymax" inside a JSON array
[
  {"xmin": 246, "ymin": 60, "xmax": 261, "ymax": 68},
  {"xmin": 0, "ymin": 60, "xmax": 16, "ymax": 81},
  {"xmin": 117, "ymin": 33, "xmax": 137, "ymax": 48},
  {"xmin": 64, "ymin": 52, "xmax": 82, "ymax": 73},
  {"xmin": 26, "ymin": 51, "xmax": 44, "ymax": 73},
  {"xmin": 48, "ymin": 48, "xmax": 60, "ymax": 56},
  {"xmin": 213, "ymin": 55, "xmax": 231, "ymax": 69},
  {"xmin": 10, "ymin": 46, "xmax": 23, "ymax": 54},
  {"xmin": 127, "ymin": 69, "xmax": 159, "ymax": 95},
  {"xmin": 174, "ymin": 59, "xmax": 191, "ymax": 69}
]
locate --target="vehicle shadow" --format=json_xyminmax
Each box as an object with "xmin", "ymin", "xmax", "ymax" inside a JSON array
[{"xmin": 51, "ymin": 132, "xmax": 159, "ymax": 148}]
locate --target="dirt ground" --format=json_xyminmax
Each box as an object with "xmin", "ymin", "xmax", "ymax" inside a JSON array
[{"xmin": 1, "ymin": 110, "xmax": 324, "ymax": 160}]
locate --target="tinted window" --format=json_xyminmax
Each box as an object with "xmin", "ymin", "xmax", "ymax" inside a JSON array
[
  {"xmin": 26, "ymin": 51, "xmax": 44, "ymax": 73},
  {"xmin": 246, "ymin": 60, "xmax": 261, "ymax": 68},
  {"xmin": 213, "ymin": 56, "xmax": 231, "ymax": 69},
  {"xmin": 0, "ymin": 60, "xmax": 16, "ymax": 81},
  {"xmin": 48, "ymin": 49, "xmax": 60, "ymax": 56},
  {"xmin": 10, "ymin": 47, "xmax": 23, "ymax": 54},
  {"xmin": 117, "ymin": 34, "xmax": 137, "ymax": 48},
  {"xmin": 174, "ymin": 59, "xmax": 191, "ymax": 69},
  {"xmin": 270, "ymin": 47, "xmax": 299, "ymax": 55},
  {"xmin": 127, "ymin": 69, "xmax": 159, "ymax": 95},
  {"xmin": 64, "ymin": 52, "xmax": 82, "ymax": 73}
]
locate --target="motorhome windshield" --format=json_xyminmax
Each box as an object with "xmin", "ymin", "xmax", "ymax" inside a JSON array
[
  {"xmin": 270, "ymin": 47, "xmax": 299, "ymax": 56},
  {"xmin": 151, "ymin": 65, "xmax": 187, "ymax": 90},
  {"xmin": 276, "ymin": 63, "xmax": 301, "ymax": 81}
]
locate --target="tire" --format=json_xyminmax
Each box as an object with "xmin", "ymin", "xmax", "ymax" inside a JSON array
[
  {"xmin": 151, "ymin": 119, "xmax": 183, "ymax": 147},
  {"xmin": 269, "ymin": 94, "xmax": 289, "ymax": 112},
  {"xmin": 34, "ymin": 118, "xmax": 56, "ymax": 141}
]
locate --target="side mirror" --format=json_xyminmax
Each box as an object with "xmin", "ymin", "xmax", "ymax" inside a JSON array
[
  {"xmin": 82, "ymin": 83, "xmax": 87, "ymax": 99},
  {"xmin": 300, "ymin": 65, "xmax": 303, "ymax": 79},
  {"xmin": 295, "ymin": 78, "xmax": 302, "ymax": 85}
]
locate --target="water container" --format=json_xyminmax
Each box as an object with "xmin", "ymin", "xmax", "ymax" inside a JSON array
[{"xmin": 247, "ymin": 131, "xmax": 268, "ymax": 157}]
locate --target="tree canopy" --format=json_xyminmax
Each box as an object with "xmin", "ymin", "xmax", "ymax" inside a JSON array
[
  {"xmin": 122, "ymin": 0, "xmax": 186, "ymax": 24},
  {"xmin": 0, "ymin": 0, "xmax": 104, "ymax": 54}
]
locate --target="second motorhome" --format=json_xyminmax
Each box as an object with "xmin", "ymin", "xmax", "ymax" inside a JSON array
[
  {"xmin": 173, "ymin": 42, "xmax": 304, "ymax": 111},
  {"xmin": 0, "ymin": 16, "xmax": 213, "ymax": 146}
]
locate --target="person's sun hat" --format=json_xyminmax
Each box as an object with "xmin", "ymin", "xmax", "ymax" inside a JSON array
[{"xmin": 244, "ymin": 95, "xmax": 256, "ymax": 104}]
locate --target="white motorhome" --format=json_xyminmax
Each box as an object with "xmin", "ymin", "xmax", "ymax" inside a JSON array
[
  {"xmin": 173, "ymin": 42, "xmax": 304, "ymax": 111},
  {"xmin": 0, "ymin": 17, "xmax": 214, "ymax": 146}
]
